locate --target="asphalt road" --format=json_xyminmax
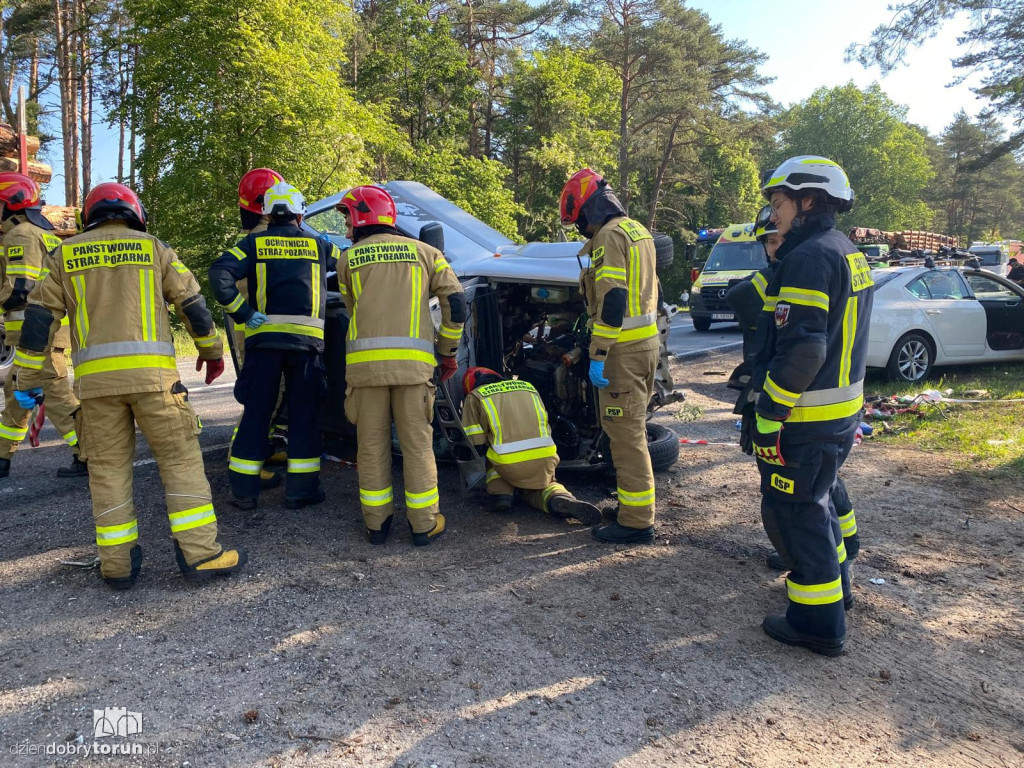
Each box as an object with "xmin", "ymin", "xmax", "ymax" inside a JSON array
[{"xmin": 0, "ymin": 319, "xmax": 739, "ymax": 486}]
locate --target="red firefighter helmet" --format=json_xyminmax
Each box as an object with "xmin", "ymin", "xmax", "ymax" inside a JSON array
[
  {"xmin": 83, "ymin": 182, "xmax": 147, "ymax": 228},
  {"xmin": 463, "ymin": 366, "xmax": 501, "ymax": 396},
  {"xmin": 0, "ymin": 172, "xmax": 40, "ymax": 212},
  {"xmin": 337, "ymin": 185, "xmax": 396, "ymax": 228},
  {"xmin": 238, "ymin": 168, "xmax": 284, "ymax": 213},
  {"xmin": 559, "ymin": 168, "xmax": 604, "ymax": 225}
]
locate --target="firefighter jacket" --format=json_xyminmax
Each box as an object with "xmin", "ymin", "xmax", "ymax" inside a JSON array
[
  {"xmin": 13, "ymin": 221, "xmax": 223, "ymax": 399},
  {"xmin": 209, "ymin": 223, "xmax": 340, "ymax": 353},
  {"xmin": 752, "ymin": 214, "xmax": 874, "ymax": 440},
  {"xmin": 230, "ymin": 218, "xmax": 269, "ymax": 333},
  {"xmin": 578, "ymin": 216, "xmax": 659, "ymax": 362},
  {"xmin": 461, "ymin": 379, "xmax": 558, "ymax": 485},
  {"xmin": 338, "ymin": 232, "xmax": 465, "ymax": 388},
  {"xmin": 1, "ymin": 213, "xmax": 70, "ymax": 348}
]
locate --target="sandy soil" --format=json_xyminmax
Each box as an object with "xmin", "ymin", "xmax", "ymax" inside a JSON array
[{"xmin": 1, "ymin": 350, "xmax": 1022, "ymax": 767}]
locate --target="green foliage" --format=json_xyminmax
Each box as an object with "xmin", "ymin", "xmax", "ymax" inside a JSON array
[
  {"xmin": 499, "ymin": 42, "xmax": 619, "ymax": 240},
  {"xmin": 127, "ymin": 0, "xmax": 384, "ymax": 285},
  {"xmin": 778, "ymin": 83, "xmax": 935, "ymax": 230}
]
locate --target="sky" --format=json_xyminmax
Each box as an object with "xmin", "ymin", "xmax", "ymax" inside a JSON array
[{"xmin": 40, "ymin": 0, "xmax": 999, "ymax": 206}]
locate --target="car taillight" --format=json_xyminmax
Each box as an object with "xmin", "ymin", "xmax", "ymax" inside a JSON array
[{"xmin": 691, "ymin": 268, "xmax": 699, "ymax": 283}]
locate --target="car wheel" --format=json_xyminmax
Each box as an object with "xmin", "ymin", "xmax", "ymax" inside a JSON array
[
  {"xmin": 692, "ymin": 315, "xmax": 712, "ymax": 332},
  {"xmin": 0, "ymin": 339, "xmax": 13, "ymax": 386},
  {"xmin": 886, "ymin": 332, "xmax": 934, "ymax": 382},
  {"xmin": 653, "ymin": 233, "xmax": 674, "ymax": 270},
  {"xmin": 647, "ymin": 423, "xmax": 679, "ymax": 472}
]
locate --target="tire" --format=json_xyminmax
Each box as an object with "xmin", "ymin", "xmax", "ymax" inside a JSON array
[
  {"xmin": 692, "ymin": 315, "xmax": 712, "ymax": 332},
  {"xmin": 886, "ymin": 332, "xmax": 934, "ymax": 382},
  {"xmin": 653, "ymin": 233, "xmax": 674, "ymax": 270},
  {"xmin": 647, "ymin": 423, "xmax": 679, "ymax": 472},
  {"xmin": 0, "ymin": 339, "xmax": 13, "ymax": 386}
]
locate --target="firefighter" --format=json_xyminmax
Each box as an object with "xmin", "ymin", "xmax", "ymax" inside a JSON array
[
  {"xmin": 729, "ymin": 206, "xmax": 862, "ymax": 576},
  {"xmin": 561, "ymin": 168, "xmax": 658, "ymax": 544},
  {"xmin": 0, "ymin": 172, "xmax": 85, "ymax": 479},
  {"xmin": 230, "ymin": 168, "xmax": 286, "ymax": 490},
  {"xmin": 461, "ymin": 366, "xmax": 602, "ymax": 525},
  {"xmin": 210, "ymin": 182, "xmax": 338, "ymax": 510},
  {"xmin": 751, "ymin": 156, "xmax": 873, "ymax": 656},
  {"xmin": 12, "ymin": 182, "xmax": 245, "ymax": 589},
  {"xmin": 337, "ymin": 185, "xmax": 465, "ymax": 547}
]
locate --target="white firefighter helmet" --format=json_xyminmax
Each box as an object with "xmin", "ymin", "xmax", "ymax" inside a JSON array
[
  {"xmin": 262, "ymin": 181, "xmax": 306, "ymax": 217},
  {"xmin": 762, "ymin": 155, "xmax": 854, "ymax": 212}
]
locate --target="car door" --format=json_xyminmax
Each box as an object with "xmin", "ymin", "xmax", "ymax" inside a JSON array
[
  {"xmin": 962, "ymin": 272, "xmax": 1024, "ymax": 351},
  {"xmin": 904, "ymin": 271, "xmax": 987, "ymax": 358}
]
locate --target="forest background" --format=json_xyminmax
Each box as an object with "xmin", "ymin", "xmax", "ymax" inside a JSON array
[{"xmin": 2, "ymin": 0, "xmax": 1024, "ymax": 298}]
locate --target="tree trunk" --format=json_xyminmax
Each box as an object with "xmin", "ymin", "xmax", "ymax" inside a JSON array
[
  {"xmin": 647, "ymin": 116, "xmax": 681, "ymax": 230},
  {"xmin": 77, "ymin": 0, "xmax": 91, "ymax": 198}
]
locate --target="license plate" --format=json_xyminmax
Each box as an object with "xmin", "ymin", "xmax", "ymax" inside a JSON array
[{"xmin": 711, "ymin": 313, "xmax": 734, "ymax": 320}]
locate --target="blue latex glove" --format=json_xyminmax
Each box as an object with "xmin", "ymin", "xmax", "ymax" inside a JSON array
[
  {"xmin": 246, "ymin": 311, "xmax": 268, "ymax": 329},
  {"xmin": 589, "ymin": 359, "xmax": 609, "ymax": 389},
  {"xmin": 15, "ymin": 388, "xmax": 43, "ymax": 409}
]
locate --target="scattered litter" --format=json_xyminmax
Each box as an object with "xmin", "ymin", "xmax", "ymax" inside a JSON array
[
  {"xmin": 322, "ymin": 453, "xmax": 357, "ymax": 467},
  {"xmin": 679, "ymin": 438, "xmax": 740, "ymax": 447},
  {"xmin": 869, "ymin": 578, "xmax": 886, "ymax": 585},
  {"xmin": 859, "ymin": 422, "xmax": 873, "ymax": 436},
  {"xmin": 352, "ymin": 572, "xmax": 365, "ymax": 581},
  {"xmin": 674, "ymin": 403, "xmax": 704, "ymax": 423},
  {"xmin": 986, "ymin": 439, "xmax": 1015, "ymax": 446},
  {"xmin": 61, "ymin": 556, "xmax": 100, "ymax": 569},
  {"xmin": 702, "ymin": 371, "xmax": 726, "ymax": 376}
]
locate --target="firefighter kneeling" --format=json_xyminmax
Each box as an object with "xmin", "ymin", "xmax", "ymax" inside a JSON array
[
  {"xmin": 13, "ymin": 183, "xmax": 245, "ymax": 588},
  {"xmin": 461, "ymin": 367, "xmax": 601, "ymax": 525}
]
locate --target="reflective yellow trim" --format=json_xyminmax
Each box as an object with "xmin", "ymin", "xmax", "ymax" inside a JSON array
[
  {"xmin": 288, "ymin": 457, "xmax": 321, "ymax": 474},
  {"xmin": 229, "ymin": 247, "xmax": 247, "ymax": 261},
  {"xmin": 406, "ymin": 487, "xmax": 439, "ymax": 509},
  {"xmin": 193, "ymin": 332, "xmax": 218, "ymax": 348},
  {"xmin": 463, "ymin": 424, "xmax": 484, "ymax": 436},
  {"xmin": 0, "ymin": 423, "xmax": 29, "ymax": 441},
  {"xmin": 764, "ymin": 373, "xmax": 799, "ymax": 408},
  {"xmin": 481, "ymin": 396, "xmax": 503, "ymax": 444},
  {"xmin": 837, "ymin": 539, "xmax": 848, "ymax": 564},
  {"xmin": 630, "ymin": 245, "xmax": 641, "ymax": 316},
  {"xmin": 410, "ymin": 264, "xmax": 422, "ymax": 338},
  {"xmin": 531, "ymin": 391, "xmax": 548, "ymax": 436},
  {"xmin": 60, "ymin": 316, "xmax": 69, "ymax": 326},
  {"xmin": 618, "ymin": 486, "xmax": 655, "ymax": 507},
  {"xmin": 439, "ymin": 324, "xmax": 462, "ymax": 340},
  {"xmin": 592, "ymin": 322, "xmax": 621, "ymax": 340},
  {"xmin": 168, "ymin": 503, "xmax": 217, "ymax": 533},
  {"xmin": 595, "ymin": 265, "xmax": 626, "ymax": 282},
  {"xmin": 310, "ymin": 262, "xmax": 320, "ymax": 318},
  {"xmin": 486, "ymin": 444, "xmax": 558, "ymax": 465},
  {"xmin": 618, "ymin": 323, "xmax": 657, "ymax": 342},
  {"xmin": 171, "ymin": 259, "xmax": 190, "ymax": 275},
  {"xmin": 360, "ymin": 486, "xmax": 394, "ymax": 506},
  {"xmin": 348, "ymin": 272, "xmax": 362, "ymax": 340},
  {"xmin": 542, "ymin": 483, "xmax": 566, "ymax": 506},
  {"xmin": 839, "ymin": 296, "xmax": 857, "ymax": 388},
  {"xmin": 839, "ymin": 509, "xmax": 857, "ymax": 536},
  {"xmin": 346, "ymin": 348, "xmax": 435, "ymax": 366},
  {"xmin": 786, "ymin": 395, "xmax": 864, "ymax": 424},
  {"xmin": 778, "ymin": 286, "xmax": 829, "ymax": 312},
  {"xmin": 96, "ymin": 520, "xmax": 139, "ymax": 547},
  {"xmin": 786, "ymin": 576, "xmax": 844, "ymax": 606},
  {"xmin": 255, "ymin": 263, "xmax": 267, "ymax": 313},
  {"xmin": 763, "ymin": 296, "xmax": 778, "ymax": 312},
  {"xmin": 434, "ymin": 258, "xmax": 450, "ymax": 272},
  {"xmin": 8, "ymin": 263, "xmax": 41, "ymax": 279},
  {"xmin": 14, "ymin": 350, "xmax": 45, "ymax": 370},
  {"xmin": 229, "ymin": 455, "xmax": 263, "ymax": 475},
  {"xmin": 72, "ymin": 275, "xmax": 89, "ymax": 346},
  {"xmin": 75, "ymin": 354, "xmax": 176, "ymax": 378},
  {"xmin": 246, "ymin": 323, "xmax": 324, "ymax": 339},
  {"xmin": 223, "ymin": 293, "xmax": 244, "ymax": 313},
  {"xmin": 485, "ymin": 468, "xmax": 500, "ymax": 483},
  {"xmin": 4, "ymin": 319, "xmax": 22, "ymax": 331},
  {"xmin": 752, "ymin": 273, "xmax": 768, "ymax": 302},
  {"xmin": 62, "ymin": 430, "xmax": 78, "ymax": 446}
]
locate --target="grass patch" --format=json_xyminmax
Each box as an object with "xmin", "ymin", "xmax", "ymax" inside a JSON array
[
  {"xmin": 171, "ymin": 326, "xmax": 229, "ymax": 357},
  {"xmin": 864, "ymin": 362, "xmax": 1024, "ymax": 472},
  {"xmin": 674, "ymin": 402, "xmax": 704, "ymax": 422}
]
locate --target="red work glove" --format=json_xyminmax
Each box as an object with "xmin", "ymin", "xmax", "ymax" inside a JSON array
[
  {"xmin": 437, "ymin": 355, "xmax": 458, "ymax": 383},
  {"xmin": 196, "ymin": 357, "xmax": 225, "ymax": 385}
]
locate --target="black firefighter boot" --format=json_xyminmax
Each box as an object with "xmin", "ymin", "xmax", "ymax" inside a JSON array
[
  {"xmin": 57, "ymin": 454, "xmax": 89, "ymax": 478},
  {"xmin": 592, "ymin": 521, "xmax": 655, "ymax": 544},
  {"xmin": 762, "ymin": 615, "xmax": 845, "ymax": 657},
  {"xmin": 548, "ymin": 495, "xmax": 602, "ymax": 526},
  {"xmin": 102, "ymin": 545, "xmax": 142, "ymax": 591},
  {"xmin": 367, "ymin": 514, "xmax": 394, "ymax": 546}
]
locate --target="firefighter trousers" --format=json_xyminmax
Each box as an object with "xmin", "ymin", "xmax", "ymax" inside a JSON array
[
  {"xmin": 344, "ymin": 383, "xmax": 439, "ymax": 534},
  {"xmin": 758, "ymin": 437, "xmax": 846, "ymax": 642},
  {"xmin": 485, "ymin": 456, "xmax": 573, "ymax": 514},
  {"xmin": 834, "ymin": 439, "xmax": 860, "ymax": 559},
  {"xmin": 80, "ymin": 387, "xmax": 222, "ymax": 580},
  {"xmin": 0, "ymin": 348, "xmax": 80, "ymax": 459},
  {"xmin": 229, "ymin": 348, "xmax": 324, "ymax": 501},
  {"xmin": 599, "ymin": 344, "xmax": 658, "ymax": 528}
]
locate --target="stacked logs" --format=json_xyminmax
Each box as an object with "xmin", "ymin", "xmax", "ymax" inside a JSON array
[{"xmin": 0, "ymin": 122, "xmax": 77, "ymax": 237}]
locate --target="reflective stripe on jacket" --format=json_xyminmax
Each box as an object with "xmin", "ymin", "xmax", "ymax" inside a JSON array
[
  {"xmin": 1, "ymin": 216, "xmax": 70, "ymax": 348},
  {"xmin": 339, "ymin": 233, "xmax": 465, "ymax": 387},
  {"xmin": 13, "ymin": 221, "xmax": 223, "ymax": 399}
]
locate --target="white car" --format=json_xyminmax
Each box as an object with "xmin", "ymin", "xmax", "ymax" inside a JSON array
[{"xmin": 868, "ymin": 266, "xmax": 1024, "ymax": 381}]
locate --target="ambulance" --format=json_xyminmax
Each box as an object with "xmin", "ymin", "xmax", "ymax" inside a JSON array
[{"xmin": 688, "ymin": 221, "xmax": 767, "ymax": 331}]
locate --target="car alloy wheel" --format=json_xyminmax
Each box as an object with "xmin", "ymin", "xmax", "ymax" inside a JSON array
[{"xmin": 897, "ymin": 338, "xmax": 930, "ymax": 380}]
